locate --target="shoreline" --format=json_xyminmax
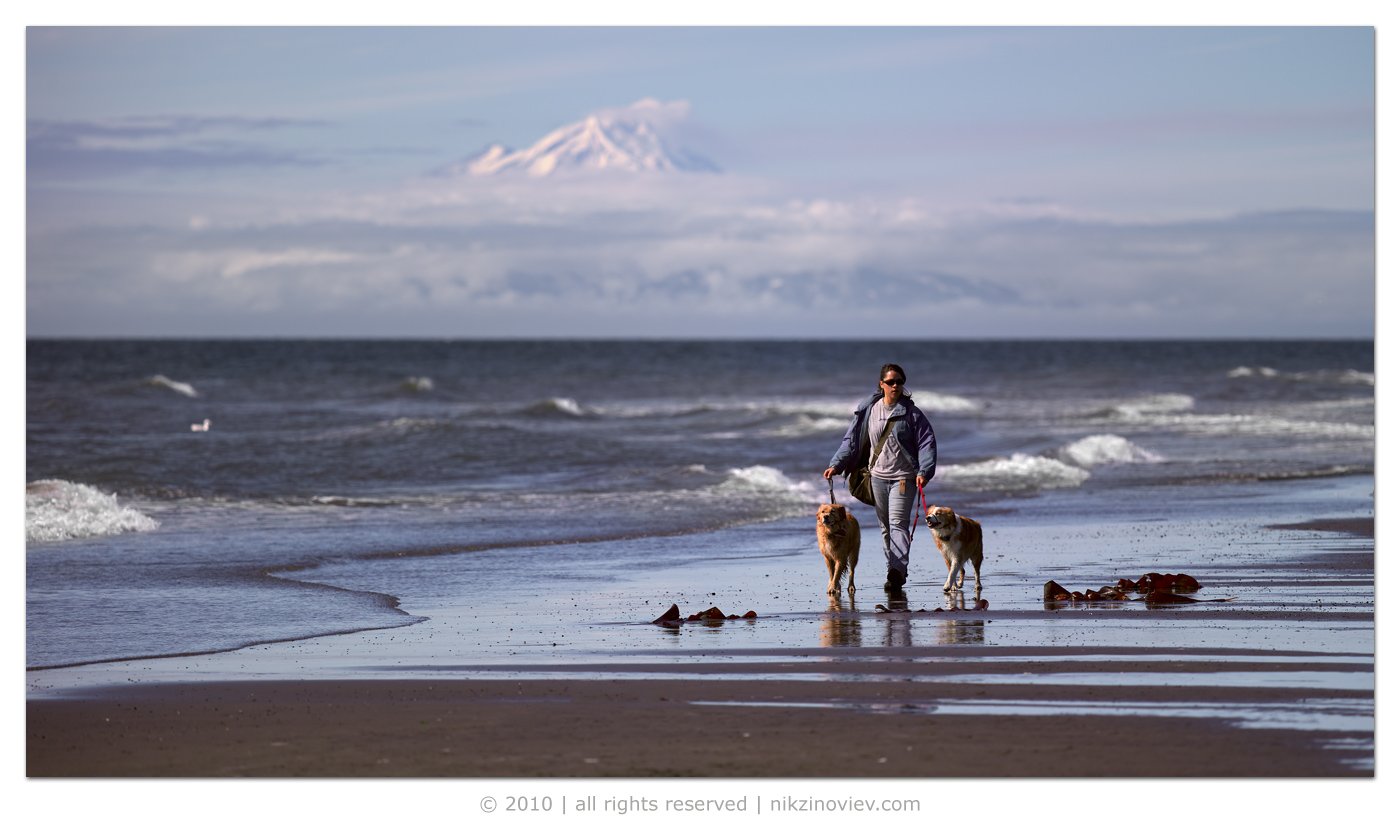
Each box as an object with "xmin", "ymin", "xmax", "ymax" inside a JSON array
[
  {"xmin": 26, "ymin": 483, "xmax": 1375, "ymax": 778},
  {"xmin": 26, "ymin": 493, "xmax": 1376, "ymax": 675}
]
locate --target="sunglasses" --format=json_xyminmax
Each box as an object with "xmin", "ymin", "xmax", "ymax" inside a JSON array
[{"xmin": 882, "ymin": 377, "xmax": 905, "ymax": 387}]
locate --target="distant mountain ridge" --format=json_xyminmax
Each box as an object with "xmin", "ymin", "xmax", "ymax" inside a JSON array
[{"xmin": 442, "ymin": 99, "xmax": 720, "ymax": 178}]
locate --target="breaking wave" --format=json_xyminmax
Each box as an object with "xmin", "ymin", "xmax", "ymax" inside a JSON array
[
  {"xmin": 937, "ymin": 454, "xmax": 1092, "ymax": 492},
  {"xmin": 309, "ymin": 495, "xmax": 408, "ymax": 508},
  {"xmin": 1228, "ymin": 366, "xmax": 1374, "ymax": 386},
  {"xmin": 26, "ymin": 480, "xmax": 160, "ymax": 543},
  {"xmin": 1058, "ymin": 434, "xmax": 1164, "ymax": 467},
  {"xmin": 935, "ymin": 434, "xmax": 1161, "ymax": 492},
  {"xmin": 762, "ymin": 414, "xmax": 856, "ymax": 438},
  {"xmin": 522, "ymin": 397, "xmax": 598, "ymax": 418},
  {"xmin": 594, "ymin": 398, "xmax": 852, "ymax": 420},
  {"xmin": 712, "ymin": 465, "xmax": 815, "ymax": 501},
  {"xmin": 1103, "ymin": 393, "xmax": 1195, "ymax": 418},
  {"xmin": 913, "ymin": 392, "xmax": 982, "ymax": 414},
  {"xmin": 1227, "ymin": 366, "xmax": 1281, "ymax": 379},
  {"xmin": 1132, "ymin": 412, "xmax": 1372, "ymax": 440},
  {"xmin": 566, "ymin": 394, "xmax": 982, "ymax": 421},
  {"xmin": 146, "ymin": 374, "xmax": 198, "ymax": 397}
]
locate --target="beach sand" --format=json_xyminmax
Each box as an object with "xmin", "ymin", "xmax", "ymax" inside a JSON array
[
  {"xmin": 26, "ymin": 483, "xmax": 1375, "ymax": 779},
  {"xmin": 26, "ymin": 671, "xmax": 1368, "ymax": 777}
]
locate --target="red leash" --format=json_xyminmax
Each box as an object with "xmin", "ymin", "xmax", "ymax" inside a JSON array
[{"xmin": 917, "ymin": 482, "xmax": 941, "ymax": 551}]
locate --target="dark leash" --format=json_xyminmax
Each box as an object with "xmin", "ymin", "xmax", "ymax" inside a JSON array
[{"xmin": 827, "ymin": 476, "xmax": 836, "ymax": 504}]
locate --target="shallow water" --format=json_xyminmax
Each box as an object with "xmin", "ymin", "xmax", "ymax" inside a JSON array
[
  {"xmin": 692, "ymin": 698, "xmax": 1374, "ymax": 735},
  {"xmin": 27, "ymin": 472, "xmax": 1374, "ymax": 769},
  {"xmin": 29, "ymin": 475, "xmax": 1373, "ymax": 684}
]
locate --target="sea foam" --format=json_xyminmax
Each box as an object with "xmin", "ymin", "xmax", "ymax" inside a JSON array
[
  {"xmin": 765, "ymin": 414, "xmax": 854, "ymax": 438},
  {"xmin": 715, "ymin": 465, "xmax": 817, "ymax": 503},
  {"xmin": 1058, "ymin": 434, "xmax": 1163, "ymax": 467},
  {"xmin": 1229, "ymin": 366, "xmax": 1374, "ymax": 386},
  {"xmin": 1107, "ymin": 393, "xmax": 1195, "ymax": 418},
  {"xmin": 914, "ymin": 392, "xmax": 982, "ymax": 414},
  {"xmin": 719, "ymin": 464, "xmax": 805, "ymax": 492},
  {"xmin": 937, "ymin": 454, "xmax": 1091, "ymax": 492},
  {"xmin": 1227, "ymin": 366, "xmax": 1281, "ymax": 379},
  {"xmin": 26, "ymin": 480, "xmax": 160, "ymax": 543},
  {"xmin": 1163, "ymin": 413, "xmax": 1374, "ymax": 440}
]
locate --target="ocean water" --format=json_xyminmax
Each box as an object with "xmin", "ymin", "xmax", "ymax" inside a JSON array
[{"xmin": 25, "ymin": 339, "xmax": 1374, "ymax": 669}]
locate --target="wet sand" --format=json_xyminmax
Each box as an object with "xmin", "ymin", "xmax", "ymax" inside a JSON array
[
  {"xmin": 26, "ymin": 479, "xmax": 1376, "ymax": 779},
  {"xmin": 26, "ymin": 672, "xmax": 1369, "ymax": 777}
]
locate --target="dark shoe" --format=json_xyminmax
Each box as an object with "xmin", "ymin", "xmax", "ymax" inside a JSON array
[{"xmin": 884, "ymin": 569, "xmax": 907, "ymax": 590}]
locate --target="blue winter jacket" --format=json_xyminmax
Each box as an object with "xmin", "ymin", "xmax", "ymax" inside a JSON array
[{"xmin": 828, "ymin": 392, "xmax": 937, "ymax": 481}]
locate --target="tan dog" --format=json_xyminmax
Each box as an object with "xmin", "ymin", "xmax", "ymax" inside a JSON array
[
  {"xmin": 925, "ymin": 505, "xmax": 983, "ymax": 593},
  {"xmin": 816, "ymin": 503, "xmax": 860, "ymax": 595}
]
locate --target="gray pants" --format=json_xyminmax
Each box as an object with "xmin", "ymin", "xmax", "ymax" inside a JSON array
[{"xmin": 871, "ymin": 475, "xmax": 918, "ymax": 577}]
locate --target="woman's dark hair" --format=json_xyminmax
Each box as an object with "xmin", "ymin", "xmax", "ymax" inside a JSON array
[{"xmin": 878, "ymin": 363, "xmax": 907, "ymax": 391}]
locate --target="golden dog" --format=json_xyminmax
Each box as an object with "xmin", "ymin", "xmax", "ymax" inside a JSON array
[
  {"xmin": 925, "ymin": 505, "xmax": 983, "ymax": 593},
  {"xmin": 816, "ymin": 503, "xmax": 860, "ymax": 595}
]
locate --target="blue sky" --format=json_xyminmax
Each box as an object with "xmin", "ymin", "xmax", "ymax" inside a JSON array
[{"xmin": 24, "ymin": 25, "xmax": 1377, "ymax": 338}]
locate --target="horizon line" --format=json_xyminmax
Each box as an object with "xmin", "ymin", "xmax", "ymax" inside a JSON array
[{"xmin": 23, "ymin": 334, "xmax": 1376, "ymax": 343}]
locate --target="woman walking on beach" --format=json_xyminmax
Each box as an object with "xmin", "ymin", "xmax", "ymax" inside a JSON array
[{"xmin": 824, "ymin": 363, "xmax": 937, "ymax": 591}]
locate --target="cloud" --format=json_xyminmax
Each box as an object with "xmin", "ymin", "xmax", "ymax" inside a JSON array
[
  {"xmin": 25, "ymin": 165, "xmax": 1374, "ymax": 338},
  {"xmin": 594, "ymin": 98, "xmax": 691, "ymax": 125},
  {"xmin": 26, "ymin": 115, "xmax": 331, "ymax": 180},
  {"xmin": 153, "ymin": 248, "xmax": 364, "ymax": 280}
]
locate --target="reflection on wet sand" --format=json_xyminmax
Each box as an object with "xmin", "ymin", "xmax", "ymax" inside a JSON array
[
  {"xmin": 944, "ymin": 587, "xmax": 982, "ymax": 611},
  {"xmin": 818, "ymin": 589, "xmax": 991, "ymax": 648},
  {"xmin": 819, "ymin": 595, "xmax": 862, "ymax": 647},
  {"xmin": 934, "ymin": 618, "xmax": 986, "ymax": 646},
  {"xmin": 882, "ymin": 593, "xmax": 913, "ymax": 648}
]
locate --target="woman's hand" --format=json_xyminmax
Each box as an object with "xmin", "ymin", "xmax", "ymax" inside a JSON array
[
  {"xmin": 916, "ymin": 475, "xmax": 926, "ymax": 489},
  {"xmin": 823, "ymin": 467, "xmax": 836, "ymax": 480}
]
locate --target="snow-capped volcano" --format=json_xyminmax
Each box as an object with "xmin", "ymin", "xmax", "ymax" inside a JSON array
[{"xmin": 445, "ymin": 99, "xmax": 720, "ymax": 178}]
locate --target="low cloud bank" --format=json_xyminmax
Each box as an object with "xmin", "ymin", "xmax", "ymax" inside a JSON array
[{"xmin": 27, "ymin": 170, "xmax": 1373, "ymax": 338}]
